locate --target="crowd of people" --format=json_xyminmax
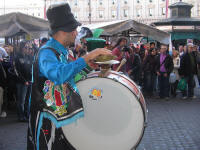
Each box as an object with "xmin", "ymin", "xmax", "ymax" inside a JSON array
[
  {"xmin": 109, "ymin": 38, "xmax": 200, "ymax": 100},
  {"xmin": 0, "ymin": 38, "xmax": 47, "ymax": 121},
  {"xmin": 0, "ymin": 35, "xmax": 199, "ymax": 121}
]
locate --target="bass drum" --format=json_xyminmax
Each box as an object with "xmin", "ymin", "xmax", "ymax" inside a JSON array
[{"xmin": 62, "ymin": 71, "xmax": 147, "ymax": 150}]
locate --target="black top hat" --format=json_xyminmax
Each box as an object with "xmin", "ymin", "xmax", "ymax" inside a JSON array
[{"xmin": 47, "ymin": 3, "xmax": 81, "ymax": 34}]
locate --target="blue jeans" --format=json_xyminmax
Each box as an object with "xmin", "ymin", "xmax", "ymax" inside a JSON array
[
  {"xmin": 158, "ymin": 72, "xmax": 170, "ymax": 98},
  {"xmin": 16, "ymin": 83, "xmax": 28, "ymax": 120}
]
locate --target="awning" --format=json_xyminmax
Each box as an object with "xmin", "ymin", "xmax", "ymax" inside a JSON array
[
  {"xmin": 171, "ymin": 32, "xmax": 200, "ymax": 40},
  {"xmin": 81, "ymin": 19, "xmax": 170, "ymax": 44},
  {"xmin": 0, "ymin": 12, "xmax": 49, "ymax": 38}
]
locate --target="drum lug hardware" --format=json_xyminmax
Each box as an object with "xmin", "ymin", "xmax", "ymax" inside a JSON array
[{"xmin": 112, "ymin": 78, "xmax": 118, "ymax": 82}]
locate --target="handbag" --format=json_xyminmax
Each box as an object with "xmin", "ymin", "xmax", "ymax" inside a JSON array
[
  {"xmin": 169, "ymin": 72, "xmax": 176, "ymax": 83},
  {"xmin": 177, "ymin": 78, "xmax": 187, "ymax": 91}
]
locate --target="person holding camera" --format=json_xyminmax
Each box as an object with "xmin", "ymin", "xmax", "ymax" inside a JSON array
[{"xmin": 112, "ymin": 38, "xmax": 129, "ymax": 74}]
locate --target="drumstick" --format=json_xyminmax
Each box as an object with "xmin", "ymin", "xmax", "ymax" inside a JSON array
[{"xmin": 116, "ymin": 58, "xmax": 127, "ymax": 72}]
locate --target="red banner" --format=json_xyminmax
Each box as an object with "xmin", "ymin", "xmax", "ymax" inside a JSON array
[
  {"xmin": 166, "ymin": 0, "xmax": 169, "ymax": 18},
  {"xmin": 44, "ymin": 0, "xmax": 47, "ymax": 19}
]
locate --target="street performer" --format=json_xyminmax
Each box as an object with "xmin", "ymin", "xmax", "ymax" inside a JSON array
[{"xmin": 27, "ymin": 2, "xmax": 112, "ymax": 150}]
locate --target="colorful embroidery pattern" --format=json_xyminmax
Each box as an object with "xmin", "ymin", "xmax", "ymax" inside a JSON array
[{"xmin": 43, "ymin": 80, "xmax": 71, "ymax": 116}]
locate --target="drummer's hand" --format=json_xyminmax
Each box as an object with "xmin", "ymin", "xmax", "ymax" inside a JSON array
[{"xmin": 82, "ymin": 48, "xmax": 112, "ymax": 64}]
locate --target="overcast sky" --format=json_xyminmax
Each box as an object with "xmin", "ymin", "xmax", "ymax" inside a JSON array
[{"xmin": 0, "ymin": 0, "xmax": 44, "ymax": 7}]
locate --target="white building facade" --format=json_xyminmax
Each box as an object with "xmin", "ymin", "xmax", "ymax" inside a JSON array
[
  {"xmin": 0, "ymin": 0, "xmax": 44, "ymax": 18},
  {"xmin": 46, "ymin": 0, "xmax": 200, "ymax": 24},
  {"xmin": 0, "ymin": 0, "xmax": 199, "ymax": 24}
]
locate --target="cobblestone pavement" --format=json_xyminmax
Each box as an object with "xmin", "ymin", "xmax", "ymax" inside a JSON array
[
  {"xmin": 137, "ymin": 97, "xmax": 200, "ymax": 150},
  {"xmin": 0, "ymin": 97, "xmax": 200, "ymax": 150},
  {"xmin": 0, "ymin": 113, "xmax": 27, "ymax": 150}
]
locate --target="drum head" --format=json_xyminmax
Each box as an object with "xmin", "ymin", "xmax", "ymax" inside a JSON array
[{"xmin": 62, "ymin": 77, "xmax": 144, "ymax": 150}]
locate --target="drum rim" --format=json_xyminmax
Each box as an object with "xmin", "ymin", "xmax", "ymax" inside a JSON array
[{"xmin": 76, "ymin": 71, "xmax": 147, "ymax": 148}]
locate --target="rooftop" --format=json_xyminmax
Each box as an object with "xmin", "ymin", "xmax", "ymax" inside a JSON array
[
  {"xmin": 169, "ymin": 1, "xmax": 193, "ymax": 8},
  {"xmin": 153, "ymin": 17, "xmax": 200, "ymax": 26}
]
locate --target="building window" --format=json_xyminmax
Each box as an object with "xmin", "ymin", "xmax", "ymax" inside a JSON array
[
  {"xmin": 112, "ymin": 0, "xmax": 116, "ymax": 5},
  {"xmin": 161, "ymin": 7, "xmax": 166, "ymax": 15},
  {"xmin": 124, "ymin": 0, "xmax": 128, "ymax": 4},
  {"xmin": 149, "ymin": 8, "xmax": 153, "ymax": 16},
  {"xmin": 172, "ymin": 10, "xmax": 177, "ymax": 17},
  {"xmin": 74, "ymin": 0, "xmax": 78, "ymax": 6},
  {"xmin": 136, "ymin": 9, "xmax": 141, "ymax": 17},
  {"xmin": 137, "ymin": 0, "xmax": 140, "ymax": 3},
  {"xmin": 149, "ymin": 0, "xmax": 152, "ymax": 2},
  {"xmin": 112, "ymin": 10, "xmax": 116, "ymax": 18},
  {"xmin": 88, "ymin": 12, "xmax": 91, "ymax": 18},
  {"xmin": 124, "ymin": 9, "xmax": 128, "ymax": 17},
  {"xmin": 99, "ymin": 0, "xmax": 103, "ymax": 5},
  {"xmin": 38, "ymin": 13, "xmax": 40, "ymax": 16},
  {"xmin": 74, "ymin": 12, "xmax": 78, "ymax": 18},
  {"xmin": 99, "ymin": 11, "xmax": 103, "ymax": 18}
]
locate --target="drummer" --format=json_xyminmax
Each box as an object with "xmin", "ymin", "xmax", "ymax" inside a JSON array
[{"xmin": 27, "ymin": 2, "xmax": 112, "ymax": 150}]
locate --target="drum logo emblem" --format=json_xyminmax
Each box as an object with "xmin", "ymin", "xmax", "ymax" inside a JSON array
[{"xmin": 89, "ymin": 88, "xmax": 103, "ymax": 100}]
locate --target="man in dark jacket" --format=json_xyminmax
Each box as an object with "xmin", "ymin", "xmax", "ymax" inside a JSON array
[
  {"xmin": 156, "ymin": 44, "xmax": 174, "ymax": 99},
  {"xmin": 179, "ymin": 43, "xmax": 197, "ymax": 99},
  {"xmin": 143, "ymin": 48, "xmax": 157, "ymax": 97},
  {"xmin": 127, "ymin": 47, "xmax": 141, "ymax": 84}
]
